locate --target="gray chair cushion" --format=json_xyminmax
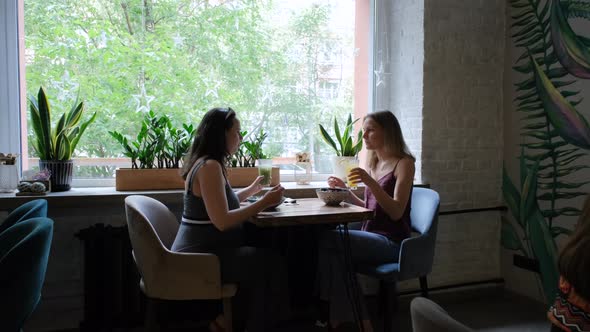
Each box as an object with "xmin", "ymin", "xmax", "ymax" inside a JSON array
[{"xmin": 411, "ymin": 297, "xmax": 474, "ymax": 332}]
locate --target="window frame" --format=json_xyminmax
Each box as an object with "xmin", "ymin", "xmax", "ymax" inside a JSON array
[{"xmin": 2, "ymin": 0, "xmax": 376, "ymax": 188}]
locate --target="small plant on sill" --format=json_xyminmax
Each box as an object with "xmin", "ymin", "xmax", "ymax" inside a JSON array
[{"xmin": 230, "ymin": 130, "xmax": 269, "ymax": 167}]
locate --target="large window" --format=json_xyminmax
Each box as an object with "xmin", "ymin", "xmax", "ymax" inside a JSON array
[{"xmin": 7, "ymin": 0, "xmax": 372, "ymax": 185}]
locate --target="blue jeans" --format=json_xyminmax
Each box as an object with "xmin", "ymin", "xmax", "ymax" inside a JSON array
[{"xmin": 316, "ymin": 223, "xmax": 401, "ymax": 322}]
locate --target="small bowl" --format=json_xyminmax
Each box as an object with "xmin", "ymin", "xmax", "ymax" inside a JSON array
[{"xmin": 316, "ymin": 188, "xmax": 349, "ymax": 206}]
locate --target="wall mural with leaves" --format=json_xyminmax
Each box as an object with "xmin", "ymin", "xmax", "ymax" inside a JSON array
[{"xmin": 504, "ymin": 0, "xmax": 590, "ymax": 304}]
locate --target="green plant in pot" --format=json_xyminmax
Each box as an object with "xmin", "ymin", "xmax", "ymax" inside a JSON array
[
  {"xmin": 230, "ymin": 130, "xmax": 268, "ymax": 167},
  {"xmin": 109, "ymin": 110, "xmax": 195, "ymax": 169},
  {"xmin": 109, "ymin": 110, "xmax": 196, "ymax": 190},
  {"xmin": 319, "ymin": 114, "xmax": 363, "ymax": 179},
  {"xmin": 29, "ymin": 87, "xmax": 97, "ymax": 192},
  {"xmin": 229, "ymin": 130, "xmax": 278, "ymax": 187}
]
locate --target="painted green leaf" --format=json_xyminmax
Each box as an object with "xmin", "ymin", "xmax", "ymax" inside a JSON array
[
  {"xmin": 551, "ymin": 0, "xmax": 590, "ymax": 78},
  {"xmin": 542, "ymin": 208, "xmax": 581, "ymax": 219},
  {"xmin": 501, "ymin": 216, "xmax": 524, "ymax": 251},
  {"xmin": 519, "ymin": 147, "xmax": 527, "ymax": 189},
  {"xmin": 520, "ymin": 159, "xmax": 540, "ymax": 224},
  {"xmin": 530, "ymin": 54, "xmax": 590, "ymax": 148},
  {"xmin": 527, "ymin": 206, "xmax": 559, "ymax": 304},
  {"xmin": 502, "ymin": 166, "xmax": 521, "ymax": 225}
]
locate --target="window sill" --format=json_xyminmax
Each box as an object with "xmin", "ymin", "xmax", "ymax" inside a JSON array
[{"xmin": 0, "ymin": 182, "xmax": 365, "ymax": 210}]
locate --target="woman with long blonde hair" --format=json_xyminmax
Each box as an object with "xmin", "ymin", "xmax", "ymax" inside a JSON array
[{"xmin": 318, "ymin": 110, "xmax": 415, "ymax": 331}]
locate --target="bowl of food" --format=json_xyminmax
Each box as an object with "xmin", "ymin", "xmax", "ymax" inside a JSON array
[{"xmin": 316, "ymin": 187, "xmax": 349, "ymax": 206}]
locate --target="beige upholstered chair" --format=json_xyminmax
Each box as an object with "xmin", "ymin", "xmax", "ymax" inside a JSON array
[{"xmin": 124, "ymin": 195, "xmax": 236, "ymax": 331}]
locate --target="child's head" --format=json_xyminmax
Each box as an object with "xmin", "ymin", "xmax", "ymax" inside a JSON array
[{"xmin": 557, "ymin": 195, "xmax": 590, "ymax": 301}]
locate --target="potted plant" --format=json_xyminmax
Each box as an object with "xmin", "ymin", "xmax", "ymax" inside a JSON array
[
  {"xmin": 319, "ymin": 114, "xmax": 363, "ymax": 179},
  {"xmin": 228, "ymin": 130, "xmax": 280, "ymax": 187},
  {"xmin": 29, "ymin": 87, "xmax": 97, "ymax": 192},
  {"xmin": 109, "ymin": 111, "xmax": 196, "ymax": 191}
]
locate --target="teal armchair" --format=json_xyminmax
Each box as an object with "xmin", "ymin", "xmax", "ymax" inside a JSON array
[
  {"xmin": 0, "ymin": 199, "xmax": 48, "ymax": 235},
  {"xmin": 0, "ymin": 217, "xmax": 53, "ymax": 332},
  {"xmin": 357, "ymin": 187, "xmax": 440, "ymax": 332}
]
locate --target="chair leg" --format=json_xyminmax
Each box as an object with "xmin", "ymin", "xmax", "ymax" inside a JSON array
[
  {"xmin": 419, "ymin": 276, "xmax": 429, "ymax": 298},
  {"xmin": 222, "ymin": 297, "xmax": 233, "ymax": 332},
  {"xmin": 145, "ymin": 297, "xmax": 159, "ymax": 332},
  {"xmin": 380, "ymin": 280, "xmax": 396, "ymax": 332}
]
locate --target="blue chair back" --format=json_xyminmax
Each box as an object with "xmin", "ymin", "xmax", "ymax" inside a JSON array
[
  {"xmin": 0, "ymin": 199, "xmax": 48, "ymax": 235},
  {"xmin": 410, "ymin": 187, "xmax": 439, "ymax": 235},
  {"xmin": 399, "ymin": 187, "xmax": 440, "ymax": 279},
  {"xmin": 0, "ymin": 217, "xmax": 53, "ymax": 332},
  {"xmin": 357, "ymin": 187, "xmax": 440, "ymax": 281}
]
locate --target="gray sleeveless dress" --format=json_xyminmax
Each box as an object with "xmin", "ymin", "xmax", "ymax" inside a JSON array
[
  {"xmin": 170, "ymin": 159, "xmax": 290, "ymax": 331},
  {"xmin": 171, "ymin": 159, "xmax": 244, "ymax": 252}
]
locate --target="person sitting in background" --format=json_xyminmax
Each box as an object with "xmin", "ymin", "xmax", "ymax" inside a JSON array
[
  {"xmin": 317, "ymin": 110, "xmax": 415, "ymax": 331},
  {"xmin": 171, "ymin": 107, "xmax": 288, "ymax": 332},
  {"xmin": 548, "ymin": 195, "xmax": 590, "ymax": 332}
]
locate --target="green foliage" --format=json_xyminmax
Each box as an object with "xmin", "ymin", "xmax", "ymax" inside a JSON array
[
  {"xmin": 24, "ymin": 0, "xmax": 355, "ymax": 175},
  {"xmin": 109, "ymin": 111, "xmax": 195, "ymax": 169},
  {"xmin": 231, "ymin": 130, "xmax": 269, "ymax": 168},
  {"xmin": 502, "ymin": 157, "xmax": 559, "ymax": 303},
  {"xmin": 505, "ymin": 0, "xmax": 590, "ymax": 303},
  {"xmin": 29, "ymin": 86, "xmax": 97, "ymax": 161},
  {"xmin": 510, "ymin": 0, "xmax": 589, "ymax": 223},
  {"xmin": 319, "ymin": 114, "xmax": 363, "ymax": 157}
]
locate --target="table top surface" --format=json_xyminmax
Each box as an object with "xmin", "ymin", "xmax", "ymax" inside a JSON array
[{"xmin": 248, "ymin": 198, "xmax": 374, "ymax": 227}]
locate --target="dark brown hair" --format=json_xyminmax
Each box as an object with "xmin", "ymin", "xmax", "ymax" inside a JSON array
[
  {"xmin": 181, "ymin": 107, "xmax": 236, "ymax": 179},
  {"xmin": 557, "ymin": 195, "xmax": 590, "ymax": 300},
  {"xmin": 364, "ymin": 110, "xmax": 415, "ymax": 170}
]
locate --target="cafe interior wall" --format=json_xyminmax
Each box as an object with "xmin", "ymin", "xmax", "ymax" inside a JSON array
[
  {"xmin": 2, "ymin": 0, "xmax": 558, "ymax": 329},
  {"xmin": 24, "ymin": 0, "xmax": 508, "ymax": 329},
  {"xmin": 503, "ymin": 0, "xmax": 590, "ymax": 304}
]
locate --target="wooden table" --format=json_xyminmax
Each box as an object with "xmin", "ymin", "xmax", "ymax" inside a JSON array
[
  {"xmin": 248, "ymin": 198, "xmax": 374, "ymax": 227},
  {"xmin": 249, "ymin": 198, "xmax": 373, "ymax": 331}
]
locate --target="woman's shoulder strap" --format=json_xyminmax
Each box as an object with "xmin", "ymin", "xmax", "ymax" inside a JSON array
[{"xmin": 186, "ymin": 159, "xmax": 208, "ymax": 194}]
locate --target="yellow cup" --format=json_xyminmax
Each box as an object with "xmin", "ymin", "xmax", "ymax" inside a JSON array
[{"xmin": 345, "ymin": 159, "xmax": 360, "ymax": 189}]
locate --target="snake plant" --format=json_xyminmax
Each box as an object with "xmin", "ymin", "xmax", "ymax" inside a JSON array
[
  {"xmin": 319, "ymin": 114, "xmax": 363, "ymax": 157},
  {"xmin": 29, "ymin": 87, "xmax": 97, "ymax": 161}
]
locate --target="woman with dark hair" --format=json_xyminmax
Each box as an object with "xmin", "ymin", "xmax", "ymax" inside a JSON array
[
  {"xmin": 317, "ymin": 110, "xmax": 415, "ymax": 331},
  {"xmin": 171, "ymin": 107, "xmax": 287, "ymax": 332},
  {"xmin": 548, "ymin": 195, "xmax": 590, "ymax": 332}
]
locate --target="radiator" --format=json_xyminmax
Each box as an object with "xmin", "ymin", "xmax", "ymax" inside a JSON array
[{"xmin": 76, "ymin": 224, "xmax": 144, "ymax": 331}]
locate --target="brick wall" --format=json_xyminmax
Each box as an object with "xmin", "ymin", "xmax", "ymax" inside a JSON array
[
  {"xmin": 422, "ymin": 0, "xmax": 505, "ymax": 211},
  {"xmin": 378, "ymin": 0, "xmax": 507, "ymax": 292}
]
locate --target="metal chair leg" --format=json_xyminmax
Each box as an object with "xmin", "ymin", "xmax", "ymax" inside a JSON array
[
  {"xmin": 419, "ymin": 276, "xmax": 429, "ymax": 298},
  {"xmin": 380, "ymin": 281, "xmax": 395, "ymax": 332},
  {"xmin": 145, "ymin": 297, "xmax": 159, "ymax": 332},
  {"xmin": 222, "ymin": 297, "xmax": 233, "ymax": 332}
]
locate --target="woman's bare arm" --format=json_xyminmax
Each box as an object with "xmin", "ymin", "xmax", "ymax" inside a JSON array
[
  {"xmin": 235, "ymin": 176, "xmax": 264, "ymax": 202},
  {"xmin": 197, "ymin": 161, "xmax": 282, "ymax": 231},
  {"xmin": 327, "ymin": 175, "xmax": 364, "ymax": 206}
]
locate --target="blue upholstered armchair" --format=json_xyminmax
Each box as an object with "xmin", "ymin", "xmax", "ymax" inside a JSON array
[
  {"xmin": 0, "ymin": 217, "xmax": 54, "ymax": 332},
  {"xmin": 0, "ymin": 199, "xmax": 48, "ymax": 235},
  {"xmin": 358, "ymin": 187, "xmax": 440, "ymax": 332}
]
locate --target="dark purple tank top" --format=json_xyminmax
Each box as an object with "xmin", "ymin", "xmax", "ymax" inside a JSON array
[{"xmin": 361, "ymin": 168, "xmax": 412, "ymax": 243}]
